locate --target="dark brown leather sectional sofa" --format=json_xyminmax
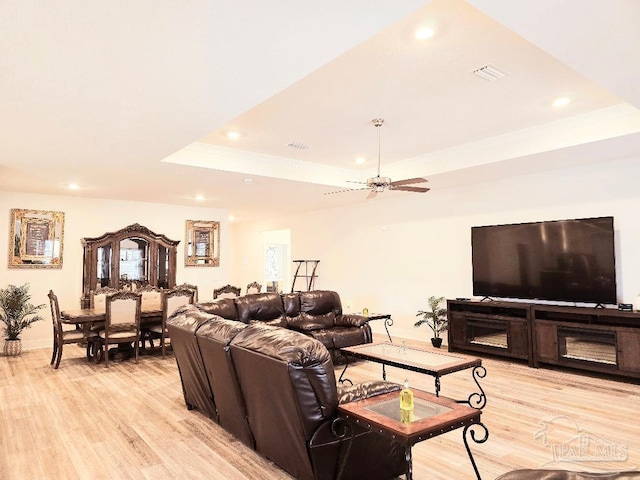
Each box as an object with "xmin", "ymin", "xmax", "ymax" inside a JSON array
[
  {"xmin": 167, "ymin": 296, "xmax": 408, "ymax": 480},
  {"xmin": 197, "ymin": 290, "xmax": 373, "ymax": 362}
]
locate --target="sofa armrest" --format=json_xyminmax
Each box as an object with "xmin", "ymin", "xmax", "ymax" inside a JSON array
[
  {"xmin": 337, "ymin": 380, "xmax": 401, "ymax": 405},
  {"xmin": 335, "ymin": 314, "xmax": 370, "ymax": 328}
]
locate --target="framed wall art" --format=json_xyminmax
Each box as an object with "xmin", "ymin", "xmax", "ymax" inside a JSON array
[
  {"xmin": 8, "ymin": 208, "xmax": 65, "ymax": 268},
  {"xmin": 185, "ymin": 220, "xmax": 220, "ymax": 267}
]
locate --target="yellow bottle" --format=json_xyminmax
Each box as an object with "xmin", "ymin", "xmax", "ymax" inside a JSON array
[{"xmin": 400, "ymin": 380, "xmax": 414, "ymax": 423}]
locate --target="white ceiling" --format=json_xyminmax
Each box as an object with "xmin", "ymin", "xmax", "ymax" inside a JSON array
[{"xmin": 2, "ymin": 0, "xmax": 639, "ymax": 222}]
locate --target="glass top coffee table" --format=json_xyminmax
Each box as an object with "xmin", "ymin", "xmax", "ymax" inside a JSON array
[
  {"xmin": 339, "ymin": 341, "xmax": 486, "ymax": 408},
  {"xmin": 337, "ymin": 388, "xmax": 487, "ymax": 480}
]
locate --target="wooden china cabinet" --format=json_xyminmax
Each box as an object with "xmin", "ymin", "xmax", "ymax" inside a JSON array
[{"xmin": 80, "ymin": 224, "xmax": 180, "ymax": 308}]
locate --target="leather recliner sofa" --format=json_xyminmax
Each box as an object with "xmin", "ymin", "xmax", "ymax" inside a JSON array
[
  {"xmin": 167, "ymin": 305, "xmax": 408, "ymax": 480},
  {"xmin": 196, "ymin": 290, "xmax": 373, "ymax": 361}
]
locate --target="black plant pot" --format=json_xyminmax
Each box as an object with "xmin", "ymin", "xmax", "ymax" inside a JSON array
[{"xmin": 430, "ymin": 337, "xmax": 443, "ymax": 348}]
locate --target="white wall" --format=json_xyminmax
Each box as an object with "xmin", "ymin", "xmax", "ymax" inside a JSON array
[
  {"xmin": 0, "ymin": 192, "xmax": 230, "ymax": 350},
  {"xmin": 230, "ymin": 155, "xmax": 640, "ymax": 341}
]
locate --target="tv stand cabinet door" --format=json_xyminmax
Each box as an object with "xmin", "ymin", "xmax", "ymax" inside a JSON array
[
  {"xmin": 535, "ymin": 322, "xmax": 558, "ymax": 365},
  {"xmin": 509, "ymin": 319, "xmax": 530, "ymax": 359},
  {"xmin": 448, "ymin": 313, "xmax": 467, "ymax": 349},
  {"xmin": 617, "ymin": 330, "xmax": 640, "ymax": 374}
]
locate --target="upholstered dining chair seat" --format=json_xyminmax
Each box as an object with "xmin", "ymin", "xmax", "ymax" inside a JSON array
[
  {"xmin": 64, "ymin": 330, "xmax": 89, "ymax": 342},
  {"xmin": 98, "ymin": 330, "xmax": 138, "ymax": 340}
]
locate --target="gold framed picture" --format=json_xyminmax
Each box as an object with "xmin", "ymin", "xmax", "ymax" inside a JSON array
[
  {"xmin": 185, "ymin": 220, "xmax": 220, "ymax": 267},
  {"xmin": 9, "ymin": 208, "xmax": 65, "ymax": 268}
]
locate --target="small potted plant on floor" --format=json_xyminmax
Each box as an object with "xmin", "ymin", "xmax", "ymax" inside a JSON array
[
  {"xmin": 414, "ymin": 295, "xmax": 448, "ymax": 348},
  {"xmin": 0, "ymin": 283, "xmax": 45, "ymax": 356}
]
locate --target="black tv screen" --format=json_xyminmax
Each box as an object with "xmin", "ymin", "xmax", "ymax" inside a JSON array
[{"xmin": 472, "ymin": 217, "xmax": 616, "ymax": 305}]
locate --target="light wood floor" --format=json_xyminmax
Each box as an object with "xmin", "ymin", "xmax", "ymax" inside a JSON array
[{"xmin": 1, "ymin": 337, "xmax": 639, "ymax": 480}]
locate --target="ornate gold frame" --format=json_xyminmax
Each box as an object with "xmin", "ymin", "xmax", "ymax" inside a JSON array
[
  {"xmin": 8, "ymin": 208, "xmax": 65, "ymax": 268},
  {"xmin": 185, "ymin": 220, "xmax": 220, "ymax": 267}
]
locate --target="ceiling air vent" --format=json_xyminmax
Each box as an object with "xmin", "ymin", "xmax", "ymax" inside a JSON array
[
  {"xmin": 287, "ymin": 142, "xmax": 310, "ymax": 150},
  {"xmin": 472, "ymin": 64, "xmax": 507, "ymax": 82}
]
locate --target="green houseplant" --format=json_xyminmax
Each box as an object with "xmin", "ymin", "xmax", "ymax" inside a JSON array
[
  {"xmin": 414, "ymin": 296, "xmax": 448, "ymax": 348},
  {"xmin": 0, "ymin": 283, "xmax": 45, "ymax": 356}
]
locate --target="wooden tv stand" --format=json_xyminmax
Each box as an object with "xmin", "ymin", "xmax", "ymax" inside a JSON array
[{"xmin": 447, "ymin": 299, "xmax": 640, "ymax": 379}]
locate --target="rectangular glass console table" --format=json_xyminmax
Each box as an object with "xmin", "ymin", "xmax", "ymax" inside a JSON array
[
  {"xmin": 339, "ymin": 342, "xmax": 486, "ymax": 409},
  {"xmin": 337, "ymin": 388, "xmax": 487, "ymax": 479}
]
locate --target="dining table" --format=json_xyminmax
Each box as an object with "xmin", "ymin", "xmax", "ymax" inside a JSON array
[
  {"xmin": 61, "ymin": 306, "xmax": 163, "ymax": 325},
  {"xmin": 61, "ymin": 305, "xmax": 163, "ymax": 362}
]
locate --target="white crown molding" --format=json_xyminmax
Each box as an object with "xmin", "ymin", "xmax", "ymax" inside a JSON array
[
  {"xmin": 385, "ymin": 103, "xmax": 640, "ymax": 179},
  {"xmin": 163, "ymin": 143, "xmax": 363, "ymax": 188}
]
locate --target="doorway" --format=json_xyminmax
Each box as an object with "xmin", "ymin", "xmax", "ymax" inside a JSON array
[{"xmin": 261, "ymin": 229, "xmax": 291, "ymax": 294}]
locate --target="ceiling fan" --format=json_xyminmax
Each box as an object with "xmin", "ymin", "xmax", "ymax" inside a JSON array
[{"xmin": 326, "ymin": 118, "xmax": 430, "ymax": 199}]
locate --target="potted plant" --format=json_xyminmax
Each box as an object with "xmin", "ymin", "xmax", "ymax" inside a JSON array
[
  {"xmin": 414, "ymin": 296, "xmax": 448, "ymax": 348},
  {"xmin": 0, "ymin": 283, "xmax": 45, "ymax": 356}
]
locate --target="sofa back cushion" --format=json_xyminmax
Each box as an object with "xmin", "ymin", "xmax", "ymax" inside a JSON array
[
  {"xmin": 235, "ymin": 292, "xmax": 287, "ymax": 327},
  {"xmin": 288, "ymin": 290, "xmax": 342, "ymax": 332},
  {"xmin": 196, "ymin": 298, "xmax": 238, "ymax": 321},
  {"xmin": 282, "ymin": 292, "xmax": 300, "ymax": 317},
  {"xmin": 166, "ymin": 305, "xmax": 219, "ymax": 420},
  {"xmin": 195, "ymin": 317, "xmax": 254, "ymax": 448},
  {"xmin": 230, "ymin": 323, "xmax": 338, "ymax": 480}
]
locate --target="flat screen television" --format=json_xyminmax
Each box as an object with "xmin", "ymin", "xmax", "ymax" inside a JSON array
[{"xmin": 471, "ymin": 216, "xmax": 616, "ymax": 305}]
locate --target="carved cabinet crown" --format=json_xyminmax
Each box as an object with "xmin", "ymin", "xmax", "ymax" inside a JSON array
[{"xmin": 81, "ymin": 224, "xmax": 179, "ymax": 308}]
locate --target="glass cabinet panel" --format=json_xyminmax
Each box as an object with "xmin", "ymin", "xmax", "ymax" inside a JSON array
[
  {"xmin": 558, "ymin": 327, "xmax": 617, "ymax": 365},
  {"xmin": 97, "ymin": 245, "xmax": 112, "ymax": 288},
  {"xmin": 467, "ymin": 318, "xmax": 508, "ymax": 349},
  {"xmin": 119, "ymin": 237, "xmax": 149, "ymax": 285},
  {"xmin": 157, "ymin": 245, "xmax": 170, "ymax": 288}
]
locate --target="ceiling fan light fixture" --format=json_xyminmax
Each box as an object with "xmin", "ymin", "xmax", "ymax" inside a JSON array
[{"xmin": 325, "ymin": 118, "xmax": 430, "ymax": 197}]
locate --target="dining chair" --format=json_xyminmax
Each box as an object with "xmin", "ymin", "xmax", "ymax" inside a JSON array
[
  {"xmin": 213, "ymin": 284, "xmax": 241, "ymax": 299},
  {"xmin": 138, "ymin": 284, "xmax": 162, "ymax": 310},
  {"xmin": 97, "ymin": 291, "xmax": 142, "ymax": 368},
  {"xmin": 176, "ymin": 283, "xmax": 199, "ymax": 303},
  {"xmin": 90, "ymin": 286, "xmax": 120, "ymax": 310},
  {"xmin": 48, "ymin": 290, "xmax": 98, "ymax": 369},
  {"xmin": 246, "ymin": 281, "xmax": 262, "ymax": 295},
  {"xmin": 148, "ymin": 287, "xmax": 194, "ymax": 358}
]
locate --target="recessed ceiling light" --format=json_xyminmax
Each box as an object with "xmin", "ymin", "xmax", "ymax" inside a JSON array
[
  {"xmin": 414, "ymin": 27, "xmax": 435, "ymax": 40},
  {"xmin": 228, "ymin": 215, "xmax": 235, "ymax": 222},
  {"xmin": 68, "ymin": 183, "xmax": 79, "ymax": 190},
  {"xmin": 355, "ymin": 157, "xmax": 366, "ymax": 165},
  {"xmin": 552, "ymin": 97, "xmax": 571, "ymax": 108},
  {"xmin": 195, "ymin": 194, "xmax": 205, "ymax": 201},
  {"xmin": 227, "ymin": 131, "xmax": 240, "ymax": 140}
]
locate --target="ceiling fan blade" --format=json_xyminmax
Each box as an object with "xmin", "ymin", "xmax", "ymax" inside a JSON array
[
  {"xmin": 392, "ymin": 186, "xmax": 431, "ymax": 193},
  {"xmin": 390, "ymin": 177, "xmax": 428, "ymax": 186},
  {"xmin": 366, "ymin": 190, "xmax": 378, "ymax": 200},
  {"xmin": 346, "ymin": 180, "xmax": 368, "ymax": 185},
  {"xmin": 324, "ymin": 187, "xmax": 369, "ymax": 196}
]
